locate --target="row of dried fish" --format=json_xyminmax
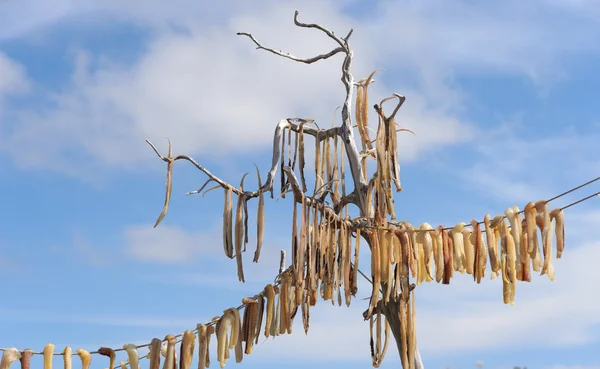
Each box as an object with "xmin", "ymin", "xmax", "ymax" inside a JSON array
[{"xmin": 364, "ymin": 200, "xmax": 565, "ymax": 310}]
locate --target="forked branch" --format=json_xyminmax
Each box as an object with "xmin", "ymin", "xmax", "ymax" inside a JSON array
[{"xmin": 237, "ymin": 10, "xmax": 369, "ymax": 216}]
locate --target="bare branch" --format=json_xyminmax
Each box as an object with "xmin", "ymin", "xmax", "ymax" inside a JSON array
[
  {"xmin": 293, "ymin": 10, "xmax": 350, "ymax": 48},
  {"xmin": 236, "ymin": 32, "xmax": 344, "ymax": 64},
  {"xmin": 238, "ymin": 12, "xmax": 369, "ymax": 216}
]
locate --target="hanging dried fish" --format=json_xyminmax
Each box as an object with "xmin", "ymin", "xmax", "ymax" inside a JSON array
[
  {"xmin": 550, "ymin": 208, "xmax": 565, "ymax": 258},
  {"xmin": 19, "ymin": 349, "xmax": 33, "ymax": 369},
  {"xmin": 367, "ymin": 227, "xmax": 382, "ymax": 319},
  {"xmin": 63, "ymin": 347, "xmax": 72, "ymax": 369},
  {"xmin": 461, "ymin": 226, "xmax": 474, "ymax": 275},
  {"xmin": 440, "ymin": 227, "xmax": 453, "ymax": 285},
  {"xmin": 520, "ymin": 218, "xmax": 532, "ymax": 282},
  {"xmin": 535, "ymin": 200, "xmax": 554, "ymax": 280},
  {"xmin": 229, "ymin": 308, "xmax": 243, "ymax": 364},
  {"xmin": 235, "ymin": 174, "xmax": 249, "ymax": 282},
  {"xmin": 432, "ymin": 227, "xmax": 444, "ymax": 283},
  {"xmin": 279, "ymin": 271, "xmax": 291, "ymax": 335},
  {"xmin": 196, "ymin": 324, "xmax": 208, "ymax": 369},
  {"xmin": 263, "ymin": 284, "xmax": 276, "ymax": 338},
  {"xmin": 418, "ymin": 223, "xmax": 434, "ymax": 281},
  {"xmin": 180, "ymin": 331, "xmax": 196, "ymax": 369},
  {"xmin": 216, "ymin": 309, "xmax": 238, "ymax": 368},
  {"xmin": 270, "ymin": 286, "xmax": 281, "ymax": 337},
  {"xmin": 505, "ymin": 206, "xmax": 523, "ymax": 267},
  {"xmin": 484, "ymin": 215, "xmax": 500, "ymax": 279},
  {"xmin": 470, "ymin": 220, "xmax": 486, "ymax": 283},
  {"xmin": 296, "ymin": 198, "xmax": 308, "ymax": 293},
  {"xmin": 154, "ymin": 138, "xmax": 174, "ymax": 228},
  {"xmin": 280, "ymin": 128, "xmax": 286, "ymax": 195},
  {"xmin": 397, "ymin": 227, "xmax": 411, "ymax": 301},
  {"xmin": 254, "ymin": 294, "xmax": 265, "ymax": 344},
  {"xmin": 253, "ymin": 165, "xmax": 265, "ymax": 263},
  {"xmin": 500, "ymin": 220, "xmax": 516, "ymax": 305},
  {"xmin": 0, "ymin": 349, "xmax": 21, "ymax": 369},
  {"xmin": 524, "ymin": 202, "xmax": 539, "ymax": 255},
  {"xmin": 148, "ymin": 339, "xmax": 162, "ymax": 369},
  {"xmin": 43, "ymin": 344, "xmax": 55, "ymax": 369},
  {"xmin": 352, "ymin": 228, "xmax": 361, "ymax": 296},
  {"xmin": 452, "ymin": 222, "xmax": 469, "ymax": 274},
  {"xmin": 76, "ymin": 349, "xmax": 91, "ymax": 369},
  {"xmin": 123, "ymin": 344, "xmax": 140, "ymax": 369},
  {"xmin": 222, "ymin": 188, "xmax": 234, "ymax": 258},
  {"xmin": 98, "ymin": 347, "xmax": 116, "ymax": 369}
]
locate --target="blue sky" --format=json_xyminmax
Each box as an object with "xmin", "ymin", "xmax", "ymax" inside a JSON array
[{"xmin": 1, "ymin": 1, "xmax": 600, "ymax": 369}]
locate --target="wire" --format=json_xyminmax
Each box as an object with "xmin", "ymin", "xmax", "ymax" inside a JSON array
[{"xmin": 2, "ymin": 177, "xmax": 599, "ymax": 359}]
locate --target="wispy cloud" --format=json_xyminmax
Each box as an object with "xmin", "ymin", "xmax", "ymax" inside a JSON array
[{"xmin": 123, "ymin": 224, "xmax": 221, "ymax": 263}]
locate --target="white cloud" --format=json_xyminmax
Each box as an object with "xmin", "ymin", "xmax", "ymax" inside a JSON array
[
  {"xmin": 0, "ymin": 52, "xmax": 29, "ymax": 117},
  {"xmin": 0, "ymin": 1, "xmax": 475, "ymax": 179},
  {"xmin": 123, "ymin": 224, "xmax": 221, "ymax": 263}
]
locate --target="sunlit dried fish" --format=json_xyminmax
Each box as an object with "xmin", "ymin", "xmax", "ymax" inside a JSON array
[
  {"xmin": 148, "ymin": 339, "xmax": 162, "ymax": 369},
  {"xmin": 550, "ymin": 208, "xmax": 565, "ymax": 259},
  {"xmin": 180, "ymin": 331, "xmax": 195, "ymax": 369},
  {"xmin": 216, "ymin": 310, "xmax": 235, "ymax": 368},
  {"xmin": 76, "ymin": 349, "xmax": 91, "ymax": 369},
  {"xmin": 263, "ymin": 284, "xmax": 275, "ymax": 338},
  {"xmin": 524, "ymin": 202, "xmax": 539, "ymax": 255},
  {"xmin": 520, "ymin": 218, "xmax": 532, "ymax": 282},
  {"xmin": 19, "ymin": 349, "xmax": 33, "ymax": 369},
  {"xmin": 235, "ymin": 174, "xmax": 249, "ymax": 282},
  {"xmin": 43, "ymin": 344, "xmax": 55, "ymax": 369},
  {"xmin": 63, "ymin": 347, "xmax": 72, "ymax": 369},
  {"xmin": 483, "ymin": 214, "xmax": 500, "ymax": 279},
  {"xmin": 98, "ymin": 347, "xmax": 116, "ymax": 369},
  {"xmin": 154, "ymin": 138, "xmax": 173, "ymax": 228},
  {"xmin": 451, "ymin": 222, "xmax": 467, "ymax": 273},
  {"xmin": 123, "ymin": 344, "xmax": 140, "ymax": 369},
  {"xmin": 0, "ymin": 348, "xmax": 21, "ymax": 369},
  {"xmin": 253, "ymin": 165, "xmax": 265, "ymax": 263},
  {"xmin": 535, "ymin": 200, "xmax": 554, "ymax": 280},
  {"xmin": 432, "ymin": 227, "xmax": 444, "ymax": 283}
]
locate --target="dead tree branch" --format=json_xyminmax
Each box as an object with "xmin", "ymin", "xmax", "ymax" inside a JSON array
[{"xmin": 237, "ymin": 11, "xmax": 369, "ymax": 217}]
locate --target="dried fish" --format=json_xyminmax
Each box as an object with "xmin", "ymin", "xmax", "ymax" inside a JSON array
[
  {"xmin": 235, "ymin": 174, "xmax": 249, "ymax": 282},
  {"xmin": 44, "ymin": 344, "xmax": 55, "ymax": 369},
  {"xmin": 264, "ymin": 284, "xmax": 275, "ymax": 338},
  {"xmin": 19, "ymin": 349, "xmax": 33, "ymax": 369},
  {"xmin": 254, "ymin": 165, "xmax": 265, "ymax": 263},
  {"xmin": 123, "ymin": 345, "xmax": 140, "ymax": 369},
  {"xmin": 148, "ymin": 339, "xmax": 162, "ymax": 369},
  {"xmin": 180, "ymin": 330, "xmax": 196, "ymax": 369},
  {"xmin": 0, "ymin": 349, "xmax": 21, "ymax": 369},
  {"xmin": 550, "ymin": 208, "xmax": 565, "ymax": 259},
  {"xmin": 76, "ymin": 349, "xmax": 91, "ymax": 369},
  {"xmin": 63, "ymin": 347, "xmax": 72, "ymax": 369},
  {"xmin": 483, "ymin": 214, "xmax": 500, "ymax": 278},
  {"xmin": 154, "ymin": 138, "xmax": 174, "ymax": 228},
  {"xmin": 98, "ymin": 347, "xmax": 116, "ymax": 369}
]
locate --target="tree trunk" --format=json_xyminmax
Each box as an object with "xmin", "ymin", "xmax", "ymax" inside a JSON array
[{"xmin": 380, "ymin": 299, "xmax": 425, "ymax": 369}]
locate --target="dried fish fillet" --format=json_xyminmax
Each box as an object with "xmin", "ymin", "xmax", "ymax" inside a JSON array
[
  {"xmin": 63, "ymin": 347, "xmax": 72, "ymax": 369},
  {"xmin": 550, "ymin": 208, "xmax": 565, "ymax": 259},
  {"xmin": 44, "ymin": 344, "xmax": 55, "ymax": 369},
  {"xmin": 254, "ymin": 165, "xmax": 265, "ymax": 263},
  {"xmin": 123, "ymin": 344, "xmax": 140, "ymax": 369},
  {"xmin": 98, "ymin": 347, "xmax": 116, "ymax": 369},
  {"xmin": 483, "ymin": 214, "xmax": 500, "ymax": 278},
  {"xmin": 148, "ymin": 338, "xmax": 162, "ymax": 369},
  {"xmin": 451, "ymin": 222, "xmax": 467, "ymax": 273},
  {"xmin": 76, "ymin": 349, "xmax": 91, "ymax": 369},
  {"xmin": 0, "ymin": 348, "xmax": 21, "ymax": 369},
  {"xmin": 180, "ymin": 330, "xmax": 196, "ymax": 369},
  {"xmin": 20, "ymin": 349, "xmax": 33, "ymax": 369}
]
